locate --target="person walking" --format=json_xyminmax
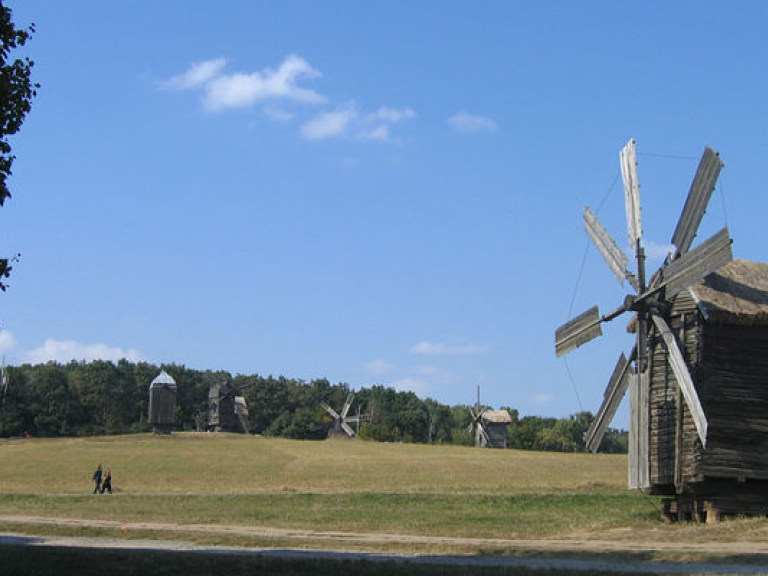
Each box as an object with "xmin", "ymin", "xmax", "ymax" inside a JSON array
[
  {"xmin": 92, "ymin": 464, "xmax": 103, "ymax": 494},
  {"xmin": 101, "ymin": 467, "xmax": 112, "ymax": 494}
]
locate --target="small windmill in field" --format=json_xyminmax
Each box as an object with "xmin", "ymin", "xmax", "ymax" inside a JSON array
[
  {"xmin": 207, "ymin": 381, "xmax": 250, "ymax": 434},
  {"xmin": 148, "ymin": 369, "xmax": 177, "ymax": 435},
  {"xmin": 556, "ymin": 139, "xmax": 768, "ymax": 521},
  {"xmin": 320, "ymin": 392, "xmax": 365, "ymax": 438},
  {"xmin": 467, "ymin": 386, "xmax": 511, "ymax": 448}
]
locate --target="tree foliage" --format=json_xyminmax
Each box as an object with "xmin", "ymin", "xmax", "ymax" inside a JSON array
[
  {"xmin": 0, "ymin": 359, "xmax": 627, "ymax": 453},
  {"xmin": 0, "ymin": 1, "xmax": 37, "ymax": 290}
]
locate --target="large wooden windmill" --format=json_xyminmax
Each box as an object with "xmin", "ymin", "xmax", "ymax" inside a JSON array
[
  {"xmin": 555, "ymin": 139, "xmax": 768, "ymax": 520},
  {"xmin": 320, "ymin": 392, "xmax": 365, "ymax": 438}
]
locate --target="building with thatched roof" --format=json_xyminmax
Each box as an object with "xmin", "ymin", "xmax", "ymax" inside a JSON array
[
  {"xmin": 479, "ymin": 409, "xmax": 512, "ymax": 448},
  {"xmin": 641, "ymin": 259, "xmax": 768, "ymax": 520}
]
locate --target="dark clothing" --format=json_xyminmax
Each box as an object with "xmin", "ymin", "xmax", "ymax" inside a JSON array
[
  {"xmin": 92, "ymin": 468, "xmax": 102, "ymax": 494},
  {"xmin": 101, "ymin": 472, "xmax": 112, "ymax": 494}
]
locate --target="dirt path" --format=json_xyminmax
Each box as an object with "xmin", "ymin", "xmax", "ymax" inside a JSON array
[{"xmin": 2, "ymin": 515, "xmax": 768, "ymax": 574}]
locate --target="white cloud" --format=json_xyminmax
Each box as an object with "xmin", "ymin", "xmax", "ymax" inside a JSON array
[
  {"xmin": 357, "ymin": 106, "xmax": 416, "ymax": 142},
  {"xmin": 533, "ymin": 393, "xmax": 554, "ymax": 404},
  {"xmin": 164, "ymin": 54, "xmax": 325, "ymax": 112},
  {"xmin": 263, "ymin": 106, "xmax": 294, "ymax": 122},
  {"xmin": 447, "ymin": 112, "xmax": 498, "ymax": 133},
  {"xmin": 0, "ymin": 330, "xmax": 16, "ymax": 355},
  {"xmin": 371, "ymin": 106, "xmax": 416, "ymax": 123},
  {"xmin": 365, "ymin": 358, "xmax": 395, "ymax": 376},
  {"xmin": 163, "ymin": 57, "xmax": 228, "ymax": 90},
  {"xmin": 23, "ymin": 339, "xmax": 145, "ymax": 365},
  {"xmin": 358, "ymin": 125, "xmax": 390, "ymax": 141},
  {"xmin": 301, "ymin": 104, "xmax": 358, "ymax": 140},
  {"xmin": 410, "ymin": 341, "xmax": 487, "ymax": 356},
  {"xmin": 204, "ymin": 55, "xmax": 325, "ymax": 111},
  {"xmin": 302, "ymin": 103, "xmax": 417, "ymax": 142},
  {"xmin": 164, "ymin": 56, "xmax": 415, "ymax": 143}
]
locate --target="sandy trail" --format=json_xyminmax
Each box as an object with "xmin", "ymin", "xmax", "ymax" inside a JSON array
[{"xmin": 2, "ymin": 514, "xmax": 768, "ymax": 574}]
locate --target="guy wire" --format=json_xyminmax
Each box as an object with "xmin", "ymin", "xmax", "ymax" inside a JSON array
[{"xmin": 563, "ymin": 169, "xmax": 620, "ymax": 411}]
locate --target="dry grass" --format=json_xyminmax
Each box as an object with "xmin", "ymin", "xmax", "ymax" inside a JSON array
[
  {"xmin": 1, "ymin": 433, "xmax": 767, "ymax": 560},
  {"xmin": 0, "ymin": 433, "xmax": 626, "ymax": 495}
]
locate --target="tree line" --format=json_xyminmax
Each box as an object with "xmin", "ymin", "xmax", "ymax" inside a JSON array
[{"xmin": 0, "ymin": 360, "xmax": 627, "ymax": 453}]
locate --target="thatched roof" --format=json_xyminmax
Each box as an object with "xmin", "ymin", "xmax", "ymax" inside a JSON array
[
  {"xmin": 691, "ymin": 259, "xmax": 768, "ymax": 325},
  {"xmin": 481, "ymin": 409, "xmax": 512, "ymax": 424}
]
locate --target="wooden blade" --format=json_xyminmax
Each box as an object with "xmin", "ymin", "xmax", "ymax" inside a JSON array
[
  {"xmin": 555, "ymin": 306, "xmax": 602, "ymax": 357},
  {"xmin": 341, "ymin": 421, "xmax": 356, "ymax": 437},
  {"xmin": 236, "ymin": 412, "xmax": 250, "ymax": 434},
  {"xmin": 320, "ymin": 401, "xmax": 340, "ymax": 420},
  {"xmin": 651, "ymin": 315, "xmax": 708, "ymax": 446},
  {"xmin": 583, "ymin": 207, "xmax": 638, "ymax": 291},
  {"xmin": 671, "ymin": 147, "xmax": 723, "ymax": 256},
  {"xmin": 584, "ymin": 349, "xmax": 634, "ymax": 453},
  {"xmin": 477, "ymin": 422, "xmax": 489, "ymax": 446},
  {"xmin": 620, "ymin": 138, "xmax": 642, "ymax": 248},
  {"xmin": 658, "ymin": 227, "xmax": 732, "ymax": 298},
  {"xmin": 341, "ymin": 392, "xmax": 354, "ymax": 419}
]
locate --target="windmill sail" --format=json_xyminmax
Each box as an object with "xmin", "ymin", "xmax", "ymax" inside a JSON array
[
  {"xmin": 671, "ymin": 147, "xmax": 723, "ymax": 256},
  {"xmin": 620, "ymin": 138, "xmax": 642, "ymax": 247},
  {"xmin": 321, "ymin": 393, "xmax": 364, "ymax": 438},
  {"xmin": 584, "ymin": 207, "xmax": 637, "ymax": 290},
  {"xmin": 658, "ymin": 227, "xmax": 732, "ymax": 298},
  {"xmin": 555, "ymin": 305, "xmax": 602, "ymax": 356},
  {"xmin": 584, "ymin": 349, "xmax": 634, "ymax": 453},
  {"xmin": 650, "ymin": 315, "xmax": 708, "ymax": 445}
]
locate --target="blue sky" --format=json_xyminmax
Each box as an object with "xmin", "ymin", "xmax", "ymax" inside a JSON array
[{"xmin": 1, "ymin": 1, "xmax": 767, "ymax": 426}]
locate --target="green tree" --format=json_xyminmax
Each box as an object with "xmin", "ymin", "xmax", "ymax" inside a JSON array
[
  {"xmin": 0, "ymin": 364, "xmax": 28, "ymax": 435},
  {"xmin": 27, "ymin": 363, "xmax": 71, "ymax": 436},
  {"xmin": 0, "ymin": 1, "xmax": 38, "ymax": 290}
]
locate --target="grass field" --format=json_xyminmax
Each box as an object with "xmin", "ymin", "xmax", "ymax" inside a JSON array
[{"xmin": 1, "ymin": 433, "xmax": 767, "ymax": 570}]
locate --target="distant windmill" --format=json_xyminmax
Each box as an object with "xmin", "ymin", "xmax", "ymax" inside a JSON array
[
  {"xmin": 148, "ymin": 369, "xmax": 177, "ymax": 435},
  {"xmin": 467, "ymin": 386, "xmax": 512, "ymax": 448},
  {"xmin": 207, "ymin": 381, "xmax": 250, "ymax": 434},
  {"xmin": 321, "ymin": 392, "xmax": 366, "ymax": 438},
  {"xmin": 467, "ymin": 386, "xmax": 488, "ymax": 447}
]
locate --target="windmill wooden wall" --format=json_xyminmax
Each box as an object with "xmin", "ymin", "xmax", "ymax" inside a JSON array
[
  {"xmin": 643, "ymin": 260, "xmax": 768, "ymax": 514},
  {"xmin": 148, "ymin": 370, "xmax": 177, "ymax": 435},
  {"xmin": 480, "ymin": 410, "xmax": 512, "ymax": 448},
  {"xmin": 207, "ymin": 383, "xmax": 248, "ymax": 433}
]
